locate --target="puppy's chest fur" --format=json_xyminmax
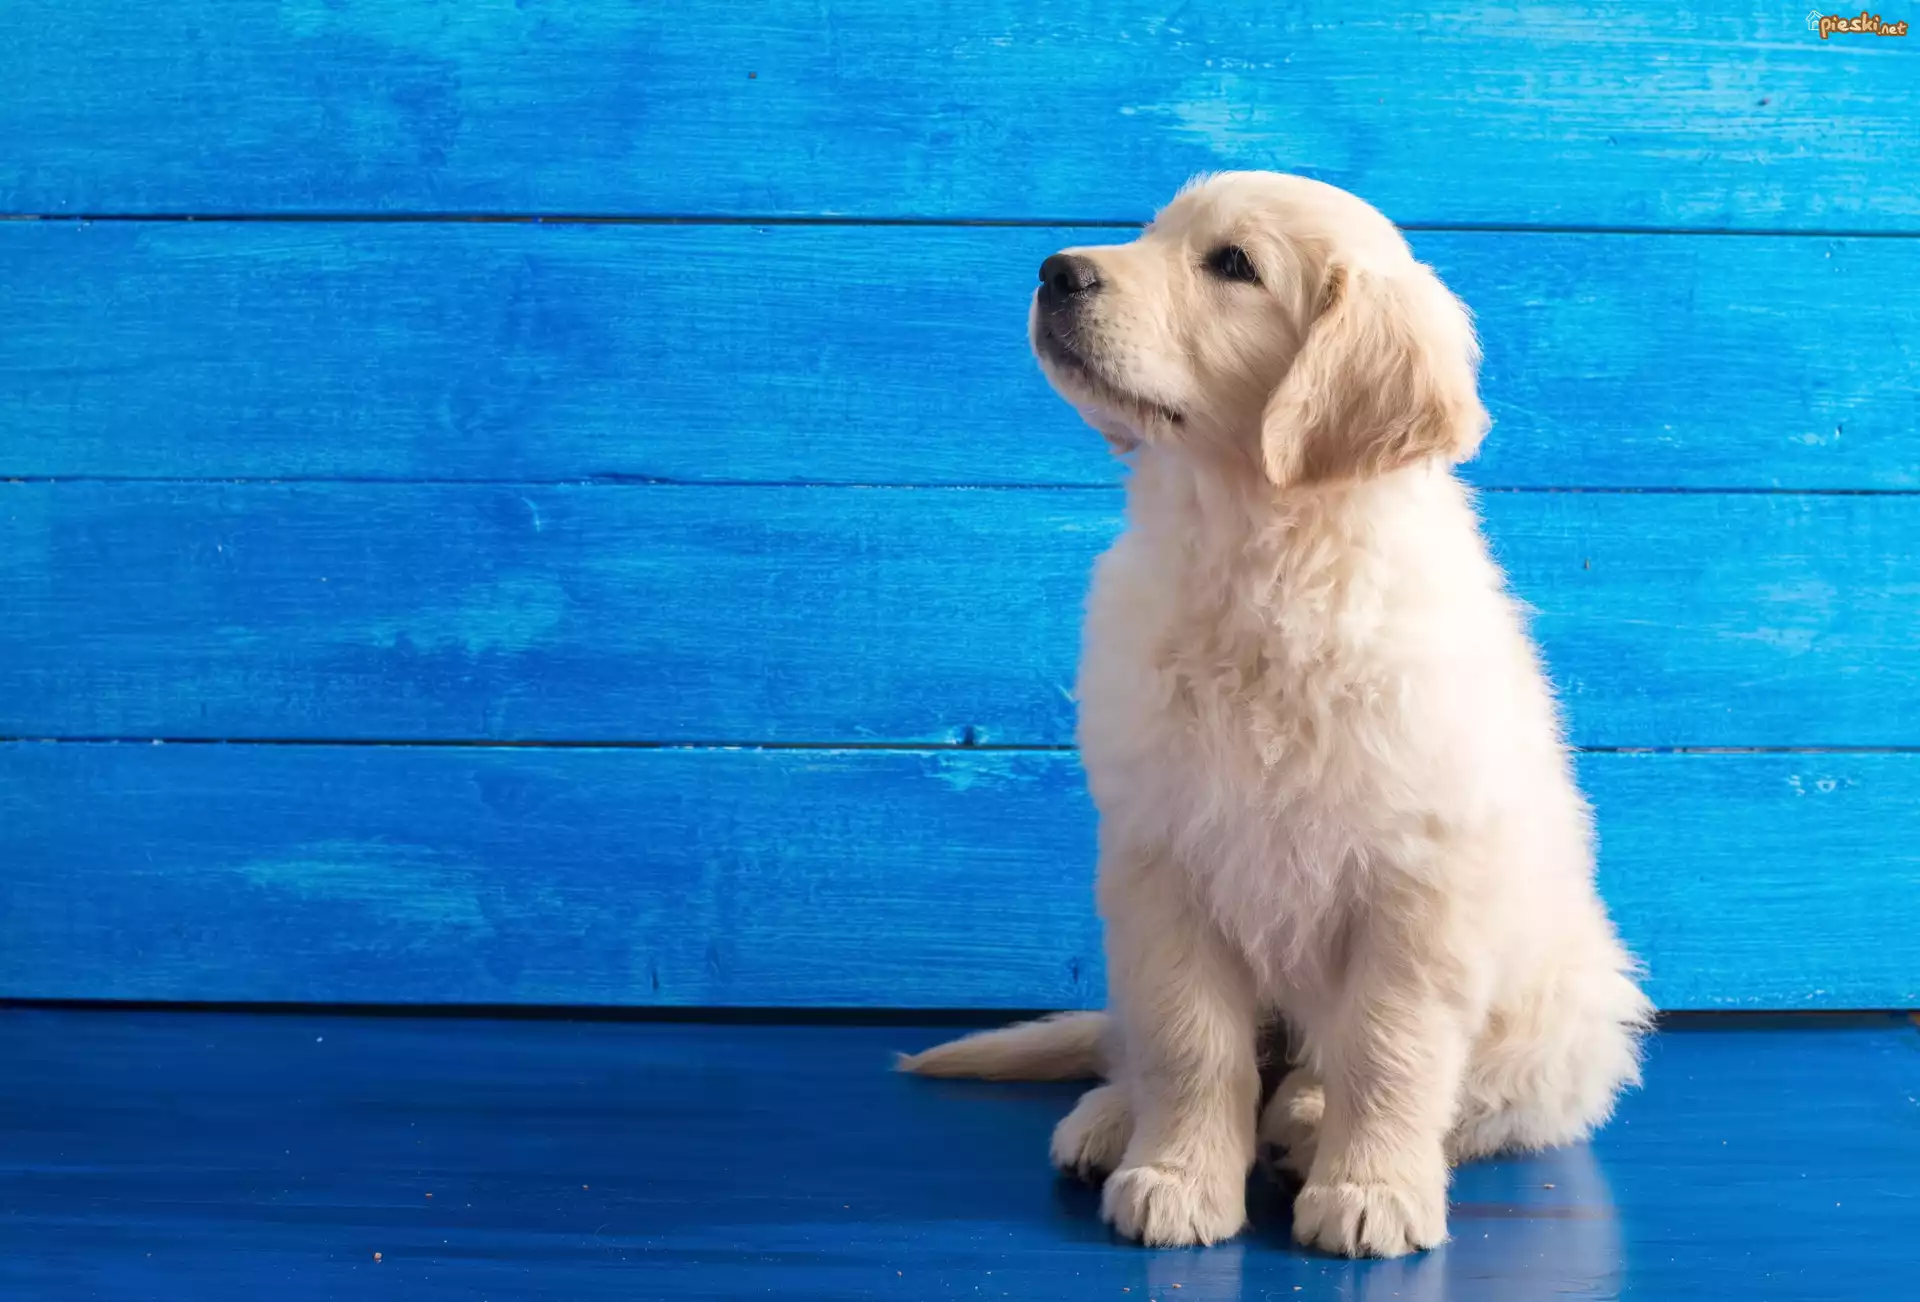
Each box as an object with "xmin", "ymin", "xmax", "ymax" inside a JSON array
[{"xmin": 1076, "ymin": 462, "xmax": 1501, "ymax": 994}]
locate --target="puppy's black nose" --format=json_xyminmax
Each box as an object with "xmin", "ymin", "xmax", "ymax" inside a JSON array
[{"xmin": 1039, "ymin": 253, "xmax": 1101, "ymax": 300}]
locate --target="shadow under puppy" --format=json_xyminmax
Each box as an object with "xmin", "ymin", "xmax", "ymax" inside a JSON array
[{"xmin": 900, "ymin": 172, "xmax": 1651, "ymax": 1259}]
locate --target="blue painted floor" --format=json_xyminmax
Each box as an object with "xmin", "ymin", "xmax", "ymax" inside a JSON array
[{"xmin": 0, "ymin": 1011, "xmax": 1916, "ymax": 1300}]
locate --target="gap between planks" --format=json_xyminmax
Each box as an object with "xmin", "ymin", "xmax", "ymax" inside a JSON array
[
  {"xmin": 1, "ymin": 1001, "xmax": 1909, "ymax": 1027},
  {"xmin": 7, "ymin": 738, "xmax": 1920, "ymax": 754},
  {"xmin": 6, "ymin": 478, "xmax": 1920, "ymax": 496},
  {"xmin": 10, "ymin": 214, "xmax": 1920, "ymax": 239}
]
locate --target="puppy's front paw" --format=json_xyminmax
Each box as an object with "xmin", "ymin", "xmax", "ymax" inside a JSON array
[
  {"xmin": 1291, "ymin": 1176, "xmax": 1447, "ymax": 1258},
  {"xmin": 1102, "ymin": 1162, "xmax": 1246, "ymax": 1247},
  {"xmin": 1051, "ymin": 1084, "xmax": 1132, "ymax": 1182}
]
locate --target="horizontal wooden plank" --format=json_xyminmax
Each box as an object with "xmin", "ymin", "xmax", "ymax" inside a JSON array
[
  {"xmin": 0, "ymin": 482, "xmax": 1087, "ymax": 746},
  {"xmin": 3, "ymin": 3, "xmax": 1916, "ymax": 227},
  {"xmin": 4, "ymin": 484, "xmax": 1918, "ymax": 747},
  {"xmin": 3, "ymin": 224, "xmax": 1915, "ymax": 489},
  {"xmin": 0, "ymin": 744, "xmax": 1104, "ymax": 1008},
  {"xmin": 1, "ymin": 744, "xmax": 1913, "ymax": 1008}
]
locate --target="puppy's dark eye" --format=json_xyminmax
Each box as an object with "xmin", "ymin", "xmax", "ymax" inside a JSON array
[{"xmin": 1204, "ymin": 245, "xmax": 1260, "ymax": 284}]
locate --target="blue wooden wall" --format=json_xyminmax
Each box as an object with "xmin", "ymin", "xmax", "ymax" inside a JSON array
[{"xmin": 2, "ymin": 2, "xmax": 1916, "ymax": 1009}]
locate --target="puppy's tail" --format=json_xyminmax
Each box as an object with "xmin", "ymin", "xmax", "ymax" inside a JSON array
[{"xmin": 895, "ymin": 1011, "xmax": 1110, "ymax": 1081}]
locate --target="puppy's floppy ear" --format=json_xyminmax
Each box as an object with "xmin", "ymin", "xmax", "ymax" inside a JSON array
[{"xmin": 1260, "ymin": 261, "xmax": 1489, "ymax": 487}]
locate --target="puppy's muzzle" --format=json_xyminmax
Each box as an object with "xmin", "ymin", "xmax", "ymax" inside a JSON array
[{"xmin": 1035, "ymin": 252, "xmax": 1102, "ymax": 364}]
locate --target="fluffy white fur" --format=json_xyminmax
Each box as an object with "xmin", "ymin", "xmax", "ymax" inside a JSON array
[{"xmin": 899, "ymin": 172, "xmax": 1651, "ymax": 1258}]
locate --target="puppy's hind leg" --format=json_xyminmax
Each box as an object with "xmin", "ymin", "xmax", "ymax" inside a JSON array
[
  {"xmin": 1448, "ymin": 950, "xmax": 1652, "ymax": 1163},
  {"xmin": 1259, "ymin": 1066, "xmax": 1324, "ymax": 1180},
  {"xmin": 1052, "ymin": 1083, "xmax": 1134, "ymax": 1182}
]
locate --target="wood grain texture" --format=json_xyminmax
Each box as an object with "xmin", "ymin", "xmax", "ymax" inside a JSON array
[
  {"xmin": 4, "ymin": 482, "xmax": 1918, "ymax": 747},
  {"xmin": 3, "ymin": 3, "xmax": 1916, "ymax": 226},
  {"xmin": 2, "ymin": 1011, "xmax": 1917, "ymax": 1300},
  {"xmin": 4, "ymin": 222, "xmax": 1915, "ymax": 488},
  {"xmin": 0, "ymin": 744, "xmax": 1103, "ymax": 1008},
  {"xmin": 3, "ymin": 744, "xmax": 1914, "ymax": 1008}
]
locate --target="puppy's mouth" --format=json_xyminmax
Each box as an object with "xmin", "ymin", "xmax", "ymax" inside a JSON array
[{"xmin": 1033, "ymin": 318, "xmax": 1184, "ymax": 427}]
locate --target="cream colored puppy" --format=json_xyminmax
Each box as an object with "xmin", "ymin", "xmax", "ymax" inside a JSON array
[{"xmin": 900, "ymin": 172, "xmax": 1651, "ymax": 1258}]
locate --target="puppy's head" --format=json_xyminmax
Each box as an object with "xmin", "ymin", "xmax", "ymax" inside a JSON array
[{"xmin": 1030, "ymin": 171, "xmax": 1488, "ymax": 486}]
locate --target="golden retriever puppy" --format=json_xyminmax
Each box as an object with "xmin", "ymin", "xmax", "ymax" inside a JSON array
[{"xmin": 901, "ymin": 172, "xmax": 1651, "ymax": 1258}]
